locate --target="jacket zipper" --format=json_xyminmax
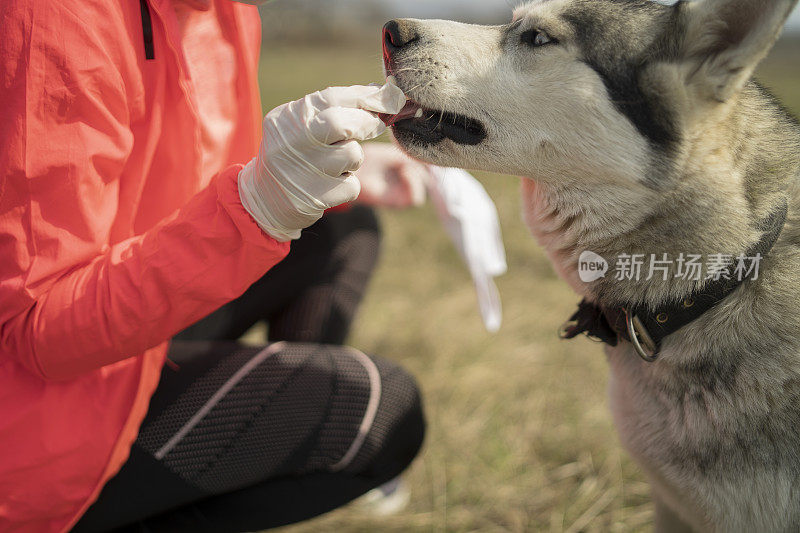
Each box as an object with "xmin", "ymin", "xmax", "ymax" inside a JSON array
[{"xmin": 140, "ymin": 0, "xmax": 155, "ymax": 60}]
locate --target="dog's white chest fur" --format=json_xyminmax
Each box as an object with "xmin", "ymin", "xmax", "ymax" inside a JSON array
[{"xmin": 605, "ymin": 341, "xmax": 800, "ymax": 533}]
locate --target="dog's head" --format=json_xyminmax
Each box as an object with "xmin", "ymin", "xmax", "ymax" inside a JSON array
[{"xmin": 383, "ymin": 0, "xmax": 797, "ymax": 185}]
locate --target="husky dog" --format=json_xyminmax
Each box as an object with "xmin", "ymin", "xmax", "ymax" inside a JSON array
[{"xmin": 382, "ymin": 1, "xmax": 800, "ymax": 531}]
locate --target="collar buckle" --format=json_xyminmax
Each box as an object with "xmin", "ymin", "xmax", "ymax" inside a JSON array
[{"xmin": 624, "ymin": 309, "xmax": 659, "ymax": 362}]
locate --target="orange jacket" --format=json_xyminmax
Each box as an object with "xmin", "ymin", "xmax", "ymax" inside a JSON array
[{"xmin": 0, "ymin": 1, "xmax": 289, "ymax": 531}]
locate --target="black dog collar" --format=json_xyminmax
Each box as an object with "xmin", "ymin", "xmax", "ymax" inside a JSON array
[{"xmin": 560, "ymin": 200, "xmax": 788, "ymax": 362}]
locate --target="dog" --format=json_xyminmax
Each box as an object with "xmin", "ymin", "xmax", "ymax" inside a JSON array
[{"xmin": 382, "ymin": 1, "xmax": 800, "ymax": 531}]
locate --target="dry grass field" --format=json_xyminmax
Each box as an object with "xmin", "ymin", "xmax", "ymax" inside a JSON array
[{"xmin": 255, "ymin": 37, "xmax": 800, "ymax": 533}]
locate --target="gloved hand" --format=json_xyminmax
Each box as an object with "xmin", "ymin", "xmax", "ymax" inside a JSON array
[
  {"xmin": 356, "ymin": 143, "xmax": 428, "ymax": 209},
  {"xmin": 238, "ymin": 83, "xmax": 406, "ymax": 241}
]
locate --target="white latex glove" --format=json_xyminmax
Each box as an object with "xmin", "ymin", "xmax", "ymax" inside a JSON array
[
  {"xmin": 355, "ymin": 143, "xmax": 427, "ymax": 209},
  {"xmin": 427, "ymin": 166, "xmax": 507, "ymax": 333},
  {"xmin": 238, "ymin": 84, "xmax": 406, "ymax": 241}
]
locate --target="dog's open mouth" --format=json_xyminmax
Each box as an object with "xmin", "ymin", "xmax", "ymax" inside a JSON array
[{"xmin": 380, "ymin": 99, "xmax": 487, "ymax": 146}]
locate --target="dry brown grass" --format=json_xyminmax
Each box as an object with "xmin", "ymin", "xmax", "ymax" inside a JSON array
[{"xmin": 256, "ymin": 41, "xmax": 800, "ymax": 532}]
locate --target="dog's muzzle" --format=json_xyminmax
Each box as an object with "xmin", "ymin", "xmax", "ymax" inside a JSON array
[{"xmin": 381, "ymin": 19, "xmax": 488, "ymax": 147}]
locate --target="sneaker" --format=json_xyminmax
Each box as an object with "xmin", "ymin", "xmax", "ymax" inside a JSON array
[{"xmin": 354, "ymin": 476, "xmax": 410, "ymax": 517}]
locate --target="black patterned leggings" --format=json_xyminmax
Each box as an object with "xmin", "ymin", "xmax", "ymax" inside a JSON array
[{"xmin": 72, "ymin": 207, "xmax": 426, "ymax": 533}]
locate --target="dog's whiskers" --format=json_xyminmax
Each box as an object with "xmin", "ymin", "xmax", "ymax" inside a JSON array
[
  {"xmin": 403, "ymin": 83, "xmax": 425, "ymax": 95},
  {"xmin": 403, "ymin": 76, "xmax": 437, "ymax": 96},
  {"xmin": 405, "ymin": 78, "xmax": 436, "ymax": 101},
  {"xmin": 390, "ymin": 67, "xmax": 425, "ymax": 75}
]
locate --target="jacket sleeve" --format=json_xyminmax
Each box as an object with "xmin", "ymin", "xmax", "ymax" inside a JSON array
[{"xmin": 0, "ymin": 2, "xmax": 289, "ymax": 380}]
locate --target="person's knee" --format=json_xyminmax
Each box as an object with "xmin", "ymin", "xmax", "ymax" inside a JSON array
[{"xmin": 347, "ymin": 358, "xmax": 426, "ymax": 481}]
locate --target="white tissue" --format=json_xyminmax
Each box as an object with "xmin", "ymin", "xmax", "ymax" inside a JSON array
[{"xmin": 426, "ymin": 166, "xmax": 507, "ymax": 332}]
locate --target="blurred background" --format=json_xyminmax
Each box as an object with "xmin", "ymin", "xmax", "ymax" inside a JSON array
[{"xmin": 252, "ymin": 1, "xmax": 800, "ymax": 531}]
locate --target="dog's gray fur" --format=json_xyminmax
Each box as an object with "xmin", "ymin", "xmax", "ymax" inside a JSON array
[{"xmin": 386, "ymin": 1, "xmax": 800, "ymax": 530}]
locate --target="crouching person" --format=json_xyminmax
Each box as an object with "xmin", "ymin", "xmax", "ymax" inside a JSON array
[{"xmin": 0, "ymin": 2, "xmax": 429, "ymax": 531}]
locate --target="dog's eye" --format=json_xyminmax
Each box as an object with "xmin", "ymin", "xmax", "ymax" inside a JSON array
[{"xmin": 521, "ymin": 29, "xmax": 555, "ymax": 48}]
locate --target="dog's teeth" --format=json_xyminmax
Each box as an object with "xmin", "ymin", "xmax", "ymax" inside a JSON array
[{"xmin": 414, "ymin": 108, "xmax": 424, "ymax": 119}]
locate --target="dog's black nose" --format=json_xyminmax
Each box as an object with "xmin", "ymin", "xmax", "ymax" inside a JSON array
[{"xmin": 383, "ymin": 19, "xmax": 419, "ymax": 52}]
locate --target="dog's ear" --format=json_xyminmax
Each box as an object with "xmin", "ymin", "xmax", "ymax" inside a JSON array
[{"xmin": 677, "ymin": 0, "xmax": 798, "ymax": 102}]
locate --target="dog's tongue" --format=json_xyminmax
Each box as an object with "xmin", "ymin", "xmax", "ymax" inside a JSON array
[{"xmin": 380, "ymin": 100, "xmax": 422, "ymax": 126}]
